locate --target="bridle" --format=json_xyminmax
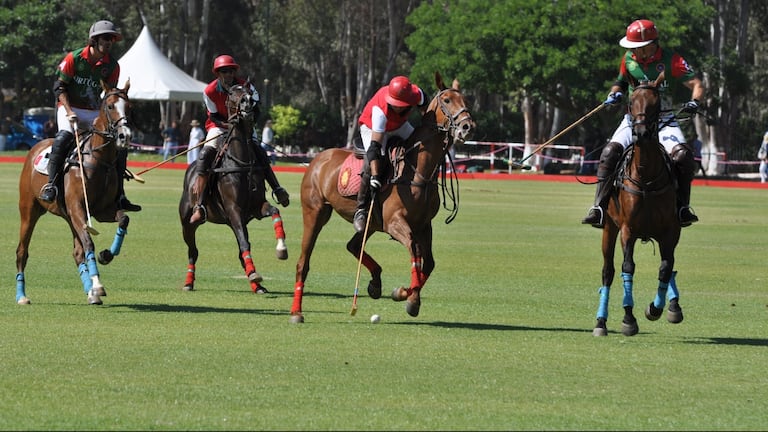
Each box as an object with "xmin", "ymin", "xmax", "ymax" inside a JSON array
[{"xmin": 91, "ymin": 88, "xmax": 132, "ymax": 151}]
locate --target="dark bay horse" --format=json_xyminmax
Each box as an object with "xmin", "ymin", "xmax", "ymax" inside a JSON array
[
  {"xmin": 179, "ymin": 83, "xmax": 287, "ymax": 294},
  {"xmin": 594, "ymin": 73, "xmax": 684, "ymax": 336},
  {"xmin": 16, "ymin": 81, "xmax": 134, "ymax": 305},
  {"xmin": 290, "ymin": 72, "xmax": 475, "ymax": 323}
]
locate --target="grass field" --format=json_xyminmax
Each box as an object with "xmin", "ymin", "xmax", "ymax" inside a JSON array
[{"xmin": 0, "ymin": 161, "xmax": 766, "ymax": 430}]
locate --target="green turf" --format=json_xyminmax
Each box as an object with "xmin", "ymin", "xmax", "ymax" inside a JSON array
[{"xmin": 0, "ymin": 162, "xmax": 766, "ymax": 430}]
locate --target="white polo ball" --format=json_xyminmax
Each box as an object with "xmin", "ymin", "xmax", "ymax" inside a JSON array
[{"xmin": 370, "ymin": 314, "xmax": 381, "ymax": 324}]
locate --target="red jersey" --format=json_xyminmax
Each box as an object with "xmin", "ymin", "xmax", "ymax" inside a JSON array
[{"xmin": 359, "ymin": 86, "xmax": 424, "ymax": 132}]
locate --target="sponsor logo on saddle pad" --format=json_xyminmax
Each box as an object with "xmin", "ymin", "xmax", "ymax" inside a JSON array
[
  {"xmin": 338, "ymin": 153, "xmax": 363, "ymax": 197},
  {"xmin": 33, "ymin": 146, "xmax": 52, "ymax": 175}
]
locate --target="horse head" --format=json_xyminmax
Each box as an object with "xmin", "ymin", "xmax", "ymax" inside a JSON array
[
  {"xmin": 98, "ymin": 80, "xmax": 133, "ymax": 149},
  {"xmin": 226, "ymin": 81, "xmax": 259, "ymax": 125},
  {"xmin": 429, "ymin": 72, "xmax": 475, "ymax": 145},
  {"xmin": 629, "ymin": 72, "xmax": 664, "ymax": 142}
]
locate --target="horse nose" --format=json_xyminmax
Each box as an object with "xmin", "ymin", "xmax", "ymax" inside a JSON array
[{"xmin": 460, "ymin": 119, "xmax": 475, "ymax": 140}]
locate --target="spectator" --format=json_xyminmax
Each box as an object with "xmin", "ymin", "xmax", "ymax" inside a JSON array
[
  {"xmin": 43, "ymin": 116, "xmax": 57, "ymax": 138},
  {"xmin": 0, "ymin": 117, "xmax": 10, "ymax": 151},
  {"xmin": 161, "ymin": 120, "xmax": 180, "ymax": 160},
  {"xmin": 260, "ymin": 119, "xmax": 277, "ymax": 165},
  {"xmin": 187, "ymin": 119, "xmax": 204, "ymax": 165},
  {"xmin": 758, "ymin": 130, "xmax": 768, "ymax": 183}
]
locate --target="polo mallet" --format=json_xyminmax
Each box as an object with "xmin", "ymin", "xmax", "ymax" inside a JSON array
[
  {"xmin": 510, "ymin": 103, "xmax": 606, "ymax": 170},
  {"xmin": 350, "ymin": 197, "xmax": 376, "ymax": 316},
  {"xmin": 73, "ymin": 127, "xmax": 99, "ymax": 236},
  {"xmin": 133, "ymin": 133, "xmax": 224, "ymax": 180}
]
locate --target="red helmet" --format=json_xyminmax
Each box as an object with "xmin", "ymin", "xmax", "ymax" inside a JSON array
[
  {"xmin": 212, "ymin": 55, "xmax": 240, "ymax": 73},
  {"xmin": 620, "ymin": 19, "xmax": 658, "ymax": 49},
  {"xmin": 385, "ymin": 76, "xmax": 421, "ymax": 107}
]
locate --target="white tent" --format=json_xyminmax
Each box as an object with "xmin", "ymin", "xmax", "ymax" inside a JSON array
[{"xmin": 118, "ymin": 26, "xmax": 207, "ymax": 102}]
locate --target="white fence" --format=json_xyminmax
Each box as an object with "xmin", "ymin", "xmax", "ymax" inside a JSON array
[{"xmin": 458, "ymin": 141, "xmax": 586, "ymax": 174}]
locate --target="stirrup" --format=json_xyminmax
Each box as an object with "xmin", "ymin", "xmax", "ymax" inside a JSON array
[
  {"xmin": 39, "ymin": 183, "xmax": 57, "ymax": 202},
  {"xmin": 678, "ymin": 206, "xmax": 699, "ymax": 227},
  {"xmin": 190, "ymin": 205, "xmax": 207, "ymax": 224},
  {"xmin": 581, "ymin": 206, "xmax": 604, "ymax": 228}
]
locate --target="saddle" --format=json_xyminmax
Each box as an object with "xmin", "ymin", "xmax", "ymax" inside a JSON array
[{"xmin": 337, "ymin": 136, "xmax": 403, "ymax": 197}]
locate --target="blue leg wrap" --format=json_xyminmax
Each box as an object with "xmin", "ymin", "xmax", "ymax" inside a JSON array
[
  {"xmin": 85, "ymin": 250, "xmax": 99, "ymax": 279},
  {"xmin": 654, "ymin": 280, "xmax": 669, "ymax": 309},
  {"xmin": 16, "ymin": 272, "xmax": 26, "ymax": 302},
  {"xmin": 596, "ymin": 286, "xmax": 610, "ymax": 319},
  {"xmin": 78, "ymin": 262, "xmax": 93, "ymax": 293},
  {"xmin": 621, "ymin": 272, "xmax": 634, "ymax": 307},
  {"xmin": 668, "ymin": 270, "xmax": 679, "ymax": 301},
  {"xmin": 110, "ymin": 226, "xmax": 127, "ymax": 256}
]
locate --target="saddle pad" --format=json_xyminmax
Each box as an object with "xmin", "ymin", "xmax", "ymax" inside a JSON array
[
  {"xmin": 338, "ymin": 153, "xmax": 363, "ymax": 197},
  {"xmin": 33, "ymin": 146, "xmax": 53, "ymax": 175}
]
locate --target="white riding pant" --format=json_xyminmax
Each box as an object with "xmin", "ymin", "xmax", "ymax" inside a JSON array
[
  {"xmin": 56, "ymin": 106, "xmax": 99, "ymax": 133},
  {"xmin": 360, "ymin": 122, "xmax": 414, "ymax": 156},
  {"xmin": 610, "ymin": 113, "xmax": 687, "ymax": 153}
]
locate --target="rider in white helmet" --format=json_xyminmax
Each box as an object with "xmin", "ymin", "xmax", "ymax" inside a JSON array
[{"xmin": 41, "ymin": 20, "xmax": 140, "ymax": 211}]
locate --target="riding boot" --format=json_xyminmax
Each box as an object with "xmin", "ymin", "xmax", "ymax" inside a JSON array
[
  {"xmin": 189, "ymin": 146, "xmax": 217, "ymax": 224},
  {"xmin": 115, "ymin": 148, "xmax": 141, "ymax": 212},
  {"xmin": 40, "ymin": 130, "xmax": 74, "ymax": 202},
  {"xmin": 582, "ymin": 142, "xmax": 623, "ymax": 228},
  {"xmin": 353, "ymin": 158, "xmax": 380, "ymax": 233},
  {"xmin": 671, "ymin": 144, "xmax": 699, "ymax": 227},
  {"xmin": 253, "ymin": 139, "xmax": 289, "ymax": 207}
]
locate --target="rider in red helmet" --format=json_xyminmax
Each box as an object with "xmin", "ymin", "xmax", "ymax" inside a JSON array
[
  {"xmin": 354, "ymin": 76, "xmax": 426, "ymax": 232},
  {"xmin": 581, "ymin": 19, "xmax": 704, "ymax": 229},
  {"xmin": 189, "ymin": 55, "xmax": 289, "ymax": 224},
  {"xmin": 41, "ymin": 20, "xmax": 140, "ymax": 211}
]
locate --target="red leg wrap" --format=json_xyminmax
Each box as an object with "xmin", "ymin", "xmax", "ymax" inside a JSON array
[
  {"xmin": 272, "ymin": 213, "xmax": 286, "ymax": 240},
  {"xmin": 184, "ymin": 264, "xmax": 195, "ymax": 286},
  {"xmin": 291, "ymin": 281, "xmax": 304, "ymax": 314},
  {"xmin": 410, "ymin": 258, "xmax": 423, "ymax": 289},
  {"xmin": 242, "ymin": 251, "xmax": 256, "ymax": 277}
]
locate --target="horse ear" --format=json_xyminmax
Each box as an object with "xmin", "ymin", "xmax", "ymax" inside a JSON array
[
  {"xmin": 101, "ymin": 80, "xmax": 112, "ymax": 93},
  {"xmin": 452, "ymin": 79, "xmax": 460, "ymax": 91},
  {"xmin": 435, "ymin": 71, "xmax": 446, "ymax": 90},
  {"xmin": 654, "ymin": 71, "xmax": 665, "ymax": 87}
]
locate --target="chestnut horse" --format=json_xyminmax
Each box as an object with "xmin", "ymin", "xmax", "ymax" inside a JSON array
[
  {"xmin": 179, "ymin": 83, "xmax": 287, "ymax": 294},
  {"xmin": 290, "ymin": 72, "xmax": 474, "ymax": 323},
  {"xmin": 16, "ymin": 81, "xmax": 134, "ymax": 305},
  {"xmin": 594, "ymin": 73, "xmax": 684, "ymax": 336}
]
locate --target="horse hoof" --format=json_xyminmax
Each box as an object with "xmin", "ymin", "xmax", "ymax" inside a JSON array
[
  {"xmin": 645, "ymin": 302, "xmax": 663, "ymax": 321},
  {"xmin": 276, "ymin": 248, "xmax": 288, "ymax": 260},
  {"xmin": 406, "ymin": 299, "xmax": 421, "ymax": 317},
  {"xmin": 87, "ymin": 290, "xmax": 103, "ymax": 305},
  {"xmin": 289, "ymin": 314, "xmax": 304, "ymax": 324},
  {"xmin": 98, "ymin": 249, "xmax": 114, "ymax": 265},
  {"xmin": 248, "ymin": 271, "xmax": 263, "ymax": 283},
  {"xmin": 95, "ymin": 286, "xmax": 107, "ymax": 297},
  {"xmin": 17, "ymin": 297, "xmax": 31, "ymax": 305},
  {"xmin": 391, "ymin": 287, "xmax": 408, "ymax": 302},
  {"xmin": 182, "ymin": 284, "xmax": 195, "ymax": 292},
  {"xmin": 367, "ymin": 280, "xmax": 382, "ymax": 299},
  {"xmin": 592, "ymin": 327, "xmax": 607, "ymax": 337},
  {"xmin": 667, "ymin": 299, "xmax": 684, "ymax": 323},
  {"xmin": 621, "ymin": 319, "xmax": 639, "ymax": 336},
  {"xmin": 252, "ymin": 283, "xmax": 269, "ymax": 294}
]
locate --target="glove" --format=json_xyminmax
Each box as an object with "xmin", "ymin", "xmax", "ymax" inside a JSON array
[
  {"xmin": 369, "ymin": 175, "xmax": 382, "ymax": 192},
  {"xmin": 603, "ymin": 91, "xmax": 623, "ymax": 106},
  {"xmin": 67, "ymin": 113, "xmax": 78, "ymax": 124},
  {"xmin": 681, "ymin": 99, "xmax": 700, "ymax": 114}
]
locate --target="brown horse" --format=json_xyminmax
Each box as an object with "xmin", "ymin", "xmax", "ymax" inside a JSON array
[
  {"xmin": 179, "ymin": 82, "xmax": 288, "ymax": 294},
  {"xmin": 16, "ymin": 81, "xmax": 134, "ymax": 305},
  {"xmin": 290, "ymin": 72, "xmax": 475, "ymax": 323},
  {"xmin": 594, "ymin": 73, "xmax": 684, "ymax": 336}
]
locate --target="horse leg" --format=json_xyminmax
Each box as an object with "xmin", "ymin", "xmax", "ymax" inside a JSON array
[
  {"xmin": 666, "ymin": 270, "xmax": 684, "ymax": 323},
  {"xmin": 619, "ymin": 235, "xmax": 638, "ymax": 336},
  {"xmin": 262, "ymin": 203, "xmax": 288, "ymax": 260},
  {"xmin": 15, "ymin": 192, "xmax": 45, "ymax": 305},
  {"xmin": 228, "ymin": 216, "xmax": 266, "ymax": 293},
  {"xmin": 98, "ymin": 213, "xmax": 129, "ymax": 265},
  {"xmin": 392, "ymin": 226, "xmax": 434, "ymax": 317},
  {"xmin": 292, "ymin": 202, "xmax": 333, "ymax": 323},
  {"xmin": 346, "ymin": 232, "xmax": 383, "ymax": 300},
  {"xmin": 645, "ymin": 243, "xmax": 675, "ymax": 321},
  {"xmin": 181, "ymin": 221, "xmax": 199, "ymax": 291},
  {"xmin": 594, "ymin": 224, "xmax": 617, "ymax": 336}
]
